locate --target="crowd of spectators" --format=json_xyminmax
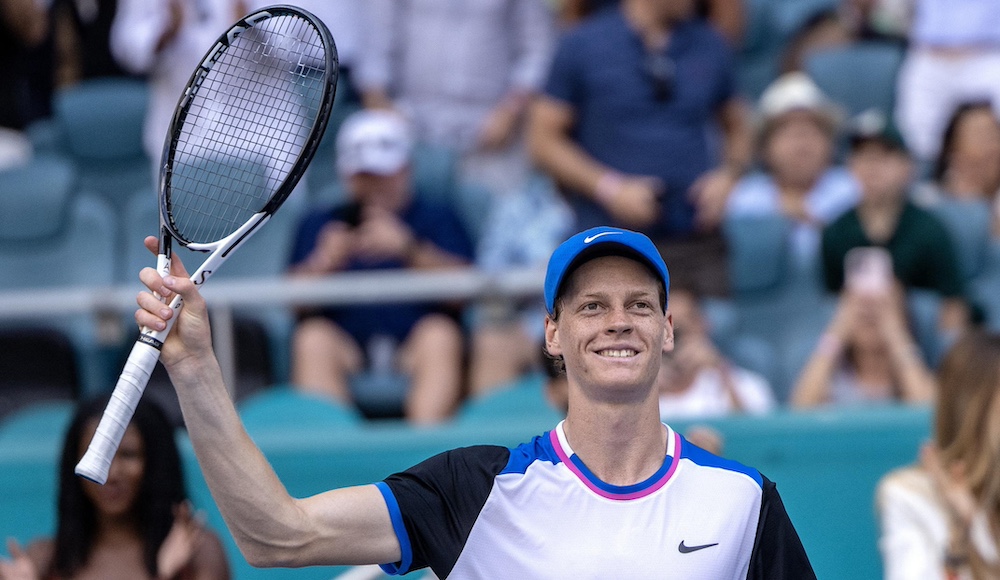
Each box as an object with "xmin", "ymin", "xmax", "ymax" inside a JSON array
[{"xmin": 1, "ymin": 0, "xmax": 999, "ymax": 421}]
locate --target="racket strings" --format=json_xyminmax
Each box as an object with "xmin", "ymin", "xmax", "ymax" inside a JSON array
[{"xmin": 168, "ymin": 14, "xmax": 328, "ymax": 244}]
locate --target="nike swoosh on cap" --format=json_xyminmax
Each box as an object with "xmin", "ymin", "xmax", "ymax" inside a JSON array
[
  {"xmin": 678, "ymin": 541, "xmax": 719, "ymax": 554},
  {"xmin": 583, "ymin": 231, "xmax": 623, "ymax": 243}
]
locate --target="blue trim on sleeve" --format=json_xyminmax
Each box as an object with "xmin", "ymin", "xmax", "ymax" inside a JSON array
[
  {"xmin": 680, "ymin": 438, "xmax": 763, "ymax": 488},
  {"xmin": 501, "ymin": 432, "xmax": 561, "ymax": 475},
  {"xmin": 375, "ymin": 481, "xmax": 413, "ymax": 575}
]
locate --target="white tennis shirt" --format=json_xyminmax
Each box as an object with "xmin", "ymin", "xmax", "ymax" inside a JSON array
[{"xmin": 376, "ymin": 421, "xmax": 814, "ymax": 579}]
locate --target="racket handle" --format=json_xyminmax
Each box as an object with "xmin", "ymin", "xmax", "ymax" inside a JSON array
[{"xmin": 75, "ymin": 340, "xmax": 162, "ymax": 484}]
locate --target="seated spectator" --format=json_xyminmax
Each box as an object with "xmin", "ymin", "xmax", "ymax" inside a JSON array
[
  {"xmin": 823, "ymin": 109, "xmax": 970, "ymax": 336},
  {"xmin": 287, "ymin": 110, "xmax": 474, "ymax": 424},
  {"xmin": 877, "ymin": 330, "xmax": 1000, "ymax": 579},
  {"xmin": 656, "ymin": 288, "xmax": 776, "ymax": 420},
  {"xmin": 914, "ymin": 100, "xmax": 1000, "ymax": 238},
  {"xmin": 790, "ymin": 275, "xmax": 936, "ymax": 408},
  {"xmin": 0, "ymin": 395, "xmax": 229, "ymax": 579},
  {"xmin": 727, "ymin": 72, "xmax": 859, "ymax": 270}
]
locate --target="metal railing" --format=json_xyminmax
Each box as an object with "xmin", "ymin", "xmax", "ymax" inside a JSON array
[{"xmin": 0, "ymin": 267, "xmax": 547, "ymax": 392}]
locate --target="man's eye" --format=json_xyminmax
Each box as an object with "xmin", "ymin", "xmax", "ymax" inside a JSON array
[
  {"xmin": 583, "ymin": 302, "xmax": 599, "ymax": 311},
  {"xmin": 634, "ymin": 301, "xmax": 651, "ymax": 310}
]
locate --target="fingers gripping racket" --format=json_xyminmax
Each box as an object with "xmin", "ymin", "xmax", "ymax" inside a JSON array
[{"xmin": 76, "ymin": 5, "xmax": 338, "ymax": 484}]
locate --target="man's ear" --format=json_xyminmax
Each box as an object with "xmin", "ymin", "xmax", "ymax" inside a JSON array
[
  {"xmin": 662, "ymin": 312, "xmax": 674, "ymax": 354},
  {"xmin": 544, "ymin": 315, "xmax": 562, "ymax": 357}
]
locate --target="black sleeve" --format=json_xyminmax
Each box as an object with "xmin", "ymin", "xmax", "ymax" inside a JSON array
[
  {"xmin": 746, "ymin": 475, "xmax": 817, "ymax": 580},
  {"xmin": 382, "ymin": 445, "xmax": 510, "ymax": 578}
]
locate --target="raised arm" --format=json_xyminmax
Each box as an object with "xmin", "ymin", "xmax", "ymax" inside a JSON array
[{"xmin": 134, "ymin": 236, "xmax": 400, "ymax": 568}]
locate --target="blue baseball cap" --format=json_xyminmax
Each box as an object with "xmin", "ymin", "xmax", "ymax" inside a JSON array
[{"xmin": 544, "ymin": 226, "xmax": 670, "ymax": 315}]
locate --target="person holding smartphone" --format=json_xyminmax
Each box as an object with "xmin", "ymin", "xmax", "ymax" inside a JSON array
[
  {"xmin": 287, "ymin": 110, "xmax": 474, "ymax": 424},
  {"xmin": 821, "ymin": 109, "xmax": 971, "ymax": 343},
  {"xmin": 791, "ymin": 244, "xmax": 937, "ymax": 408}
]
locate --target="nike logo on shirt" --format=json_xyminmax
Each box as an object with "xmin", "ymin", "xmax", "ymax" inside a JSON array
[{"xmin": 678, "ymin": 541, "xmax": 719, "ymax": 554}]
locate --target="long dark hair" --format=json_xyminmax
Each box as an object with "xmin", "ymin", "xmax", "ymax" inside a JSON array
[
  {"xmin": 932, "ymin": 99, "xmax": 995, "ymax": 182},
  {"xmin": 50, "ymin": 394, "xmax": 186, "ymax": 577}
]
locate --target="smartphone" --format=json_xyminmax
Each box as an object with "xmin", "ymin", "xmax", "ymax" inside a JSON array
[{"xmin": 845, "ymin": 246, "xmax": 893, "ymax": 296}]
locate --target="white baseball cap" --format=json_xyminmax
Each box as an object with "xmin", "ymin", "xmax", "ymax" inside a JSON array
[
  {"xmin": 336, "ymin": 110, "xmax": 414, "ymax": 177},
  {"xmin": 756, "ymin": 71, "xmax": 842, "ymax": 129}
]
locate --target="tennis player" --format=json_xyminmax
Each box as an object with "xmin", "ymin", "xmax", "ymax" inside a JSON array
[{"xmin": 135, "ymin": 226, "xmax": 815, "ymax": 578}]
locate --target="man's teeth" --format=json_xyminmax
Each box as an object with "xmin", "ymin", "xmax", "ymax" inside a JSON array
[{"xmin": 599, "ymin": 349, "xmax": 636, "ymax": 358}]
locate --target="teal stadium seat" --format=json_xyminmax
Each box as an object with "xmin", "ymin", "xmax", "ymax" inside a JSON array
[
  {"xmin": 929, "ymin": 198, "xmax": 992, "ymax": 282},
  {"xmin": 0, "ymin": 156, "xmax": 119, "ymax": 398},
  {"xmin": 51, "ymin": 77, "xmax": 153, "ymax": 208},
  {"xmin": 722, "ymin": 214, "xmax": 836, "ymax": 399},
  {"xmin": 804, "ymin": 42, "xmax": 906, "ymax": 117},
  {"xmin": 455, "ymin": 372, "xmax": 565, "ymax": 426}
]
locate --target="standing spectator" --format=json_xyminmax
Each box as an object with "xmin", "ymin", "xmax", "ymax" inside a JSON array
[
  {"xmin": 0, "ymin": 0, "xmax": 54, "ymax": 129},
  {"xmin": 287, "ymin": 110, "xmax": 474, "ymax": 424},
  {"xmin": 894, "ymin": 0, "xmax": 1000, "ymax": 163},
  {"xmin": 877, "ymin": 330, "xmax": 1000, "ymax": 579},
  {"xmin": 54, "ymin": 0, "xmax": 134, "ymax": 83},
  {"xmin": 0, "ymin": 395, "xmax": 230, "ymax": 580},
  {"xmin": 822, "ymin": 109, "xmax": 970, "ymax": 336},
  {"xmin": 110, "ymin": 0, "xmax": 247, "ymax": 180},
  {"xmin": 727, "ymin": 72, "xmax": 859, "ymax": 270},
  {"xmin": 354, "ymin": 0, "xmax": 556, "ymax": 198},
  {"xmin": 558, "ymin": 0, "xmax": 744, "ymax": 48},
  {"xmin": 529, "ymin": 0, "xmax": 754, "ymax": 298}
]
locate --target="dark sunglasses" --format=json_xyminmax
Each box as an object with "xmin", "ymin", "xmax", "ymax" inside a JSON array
[{"xmin": 644, "ymin": 52, "xmax": 675, "ymax": 102}]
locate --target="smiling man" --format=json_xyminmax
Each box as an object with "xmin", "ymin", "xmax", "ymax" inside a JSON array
[{"xmin": 133, "ymin": 225, "xmax": 814, "ymax": 579}]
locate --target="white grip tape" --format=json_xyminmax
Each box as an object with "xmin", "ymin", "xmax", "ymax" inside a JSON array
[{"xmin": 74, "ymin": 340, "xmax": 162, "ymax": 484}]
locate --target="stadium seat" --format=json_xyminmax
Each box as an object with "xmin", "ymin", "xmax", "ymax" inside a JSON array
[
  {"xmin": 411, "ymin": 143, "xmax": 459, "ymax": 205},
  {"xmin": 804, "ymin": 42, "xmax": 906, "ymax": 117},
  {"xmin": 238, "ymin": 385, "xmax": 363, "ymax": 431},
  {"xmin": 0, "ymin": 156, "xmax": 119, "ymax": 397},
  {"xmin": 455, "ymin": 372, "xmax": 564, "ymax": 426},
  {"xmin": 722, "ymin": 214, "xmax": 836, "ymax": 398},
  {"xmin": 928, "ymin": 198, "xmax": 992, "ymax": 282},
  {"xmin": 51, "ymin": 77, "xmax": 153, "ymax": 208}
]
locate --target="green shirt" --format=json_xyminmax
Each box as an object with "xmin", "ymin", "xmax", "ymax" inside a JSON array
[{"xmin": 821, "ymin": 202, "xmax": 965, "ymax": 297}]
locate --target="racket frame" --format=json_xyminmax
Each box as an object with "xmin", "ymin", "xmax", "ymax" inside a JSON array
[{"xmin": 75, "ymin": 5, "xmax": 338, "ymax": 484}]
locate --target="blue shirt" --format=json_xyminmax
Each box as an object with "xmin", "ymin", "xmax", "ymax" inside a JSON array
[
  {"xmin": 288, "ymin": 194, "xmax": 474, "ymax": 347},
  {"xmin": 544, "ymin": 8, "xmax": 737, "ymax": 238}
]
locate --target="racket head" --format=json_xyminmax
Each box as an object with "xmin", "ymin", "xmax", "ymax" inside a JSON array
[{"xmin": 158, "ymin": 5, "xmax": 338, "ymax": 246}]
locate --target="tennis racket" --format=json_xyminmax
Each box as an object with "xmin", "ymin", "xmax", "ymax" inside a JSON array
[{"xmin": 76, "ymin": 4, "xmax": 338, "ymax": 484}]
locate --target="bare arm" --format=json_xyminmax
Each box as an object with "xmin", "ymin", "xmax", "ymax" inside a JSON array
[
  {"xmin": 0, "ymin": 0, "xmax": 47, "ymax": 45},
  {"xmin": 879, "ymin": 300, "xmax": 936, "ymax": 404},
  {"xmin": 135, "ymin": 237, "xmax": 400, "ymax": 569},
  {"xmin": 789, "ymin": 300, "xmax": 853, "ymax": 408},
  {"xmin": 527, "ymin": 95, "xmax": 660, "ymax": 228},
  {"xmin": 688, "ymin": 97, "xmax": 754, "ymax": 231}
]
